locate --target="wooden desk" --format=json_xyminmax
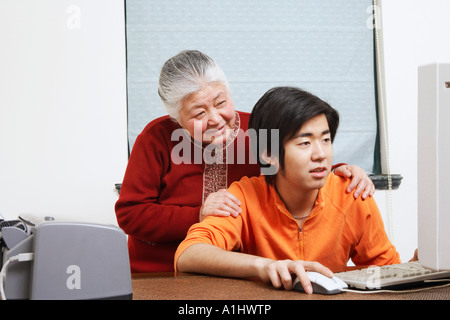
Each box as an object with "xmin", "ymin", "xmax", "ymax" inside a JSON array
[{"xmin": 132, "ymin": 272, "xmax": 450, "ymax": 300}]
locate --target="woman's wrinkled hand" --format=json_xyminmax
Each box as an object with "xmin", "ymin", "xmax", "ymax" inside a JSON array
[
  {"xmin": 199, "ymin": 189, "xmax": 242, "ymax": 222},
  {"xmin": 334, "ymin": 164, "xmax": 375, "ymax": 200}
]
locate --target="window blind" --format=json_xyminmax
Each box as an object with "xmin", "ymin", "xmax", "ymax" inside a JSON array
[{"xmin": 125, "ymin": 0, "xmax": 379, "ymax": 173}]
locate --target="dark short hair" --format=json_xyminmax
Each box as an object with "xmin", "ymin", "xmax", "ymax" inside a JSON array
[{"xmin": 248, "ymin": 86, "xmax": 340, "ymax": 185}]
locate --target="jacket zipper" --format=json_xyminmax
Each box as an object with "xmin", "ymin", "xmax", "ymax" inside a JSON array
[
  {"xmin": 298, "ymin": 227, "xmax": 304, "ymax": 259},
  {"xmin": 298, "ymin": 220, "xmax": 306, "ymax": 260}
]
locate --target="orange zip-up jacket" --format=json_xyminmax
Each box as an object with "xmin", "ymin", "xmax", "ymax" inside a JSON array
[{"xmin": 174, "ymin": 174, "xmax": 400, "ymax": 272}]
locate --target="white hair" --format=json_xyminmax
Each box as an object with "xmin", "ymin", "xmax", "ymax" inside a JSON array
[{"xmin": 158, "ymin": 50, "xmax": 229, "ymax": 121}]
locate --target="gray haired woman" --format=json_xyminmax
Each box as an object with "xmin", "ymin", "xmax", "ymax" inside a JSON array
[{"xmin": 115, "ymin": 50, "xmax": 374, "ymax": 273}]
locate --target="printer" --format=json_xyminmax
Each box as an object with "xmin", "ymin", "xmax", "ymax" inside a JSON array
[{"xmin": 0, "ymin": 218, "xmax": 132, "ymax": 300}]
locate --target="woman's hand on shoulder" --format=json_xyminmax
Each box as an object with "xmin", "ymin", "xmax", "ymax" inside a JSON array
[
  {"xmin": 199, "ymin": 189, "xmax": 242, "ymax": 222},
  {"xmin": 334, "ymin": 164, "xmax": 375, "ymax": 200}
]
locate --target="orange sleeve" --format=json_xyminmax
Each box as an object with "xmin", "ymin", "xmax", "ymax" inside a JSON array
[
  {"xmin": 350, "ymin": 197, "xmax": 401, "ymax": 266},
  {"xmin": 174, "ymin": 183, "xmax": 247, "ymax": 272}
]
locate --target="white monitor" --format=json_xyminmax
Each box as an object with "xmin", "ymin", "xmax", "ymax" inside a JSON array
[{"xmin": 417, "ymin": 63, "xmax": 450, "ymax": 271}]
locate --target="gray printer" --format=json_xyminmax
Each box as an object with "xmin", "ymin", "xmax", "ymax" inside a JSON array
[{"xmin": 0, "ymin": 219, "xmax": 132, "ymax": 300}]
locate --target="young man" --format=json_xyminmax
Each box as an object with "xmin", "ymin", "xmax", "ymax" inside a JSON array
[{"xmin": 174, "ymin": 87, "xmax": 400, "ymax": 294}]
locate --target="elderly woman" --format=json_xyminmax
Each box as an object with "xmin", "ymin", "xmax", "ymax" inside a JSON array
[{"xmin": 115, "ymin": 50, "xmax": 375, "ymax": 273}]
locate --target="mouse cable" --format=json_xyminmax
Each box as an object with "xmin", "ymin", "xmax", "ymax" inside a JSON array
[
  {"xmin": 0, "ymin": 253, "xmax": 34, "ymax": 300},
  {"xmin": 341, "ymin": 280, "xmax": 450, "ymax": 294}
]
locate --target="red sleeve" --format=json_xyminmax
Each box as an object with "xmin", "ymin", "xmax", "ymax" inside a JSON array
[{"xmin": 115, "ymin": 120, "xmax": 200, "ymax": 243}]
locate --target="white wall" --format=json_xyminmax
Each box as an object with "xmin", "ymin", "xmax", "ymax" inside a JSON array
[
  {"xmin": 0, "ymin": 0, "xmax": 128, "ymax": 226},
  {"xmin": 375, "ymin": 0, "xmax": 450, "ymax": 262}
]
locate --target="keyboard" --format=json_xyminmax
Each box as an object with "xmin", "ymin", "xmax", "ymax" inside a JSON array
[{"xmin": 335, "ymin": 261, "xmax": 450, "ymax": 290}]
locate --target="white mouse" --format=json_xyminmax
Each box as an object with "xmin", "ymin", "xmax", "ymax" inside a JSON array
[{"xmin": 293, "ymin": 271, "xmax": 348, "ymax": 295}]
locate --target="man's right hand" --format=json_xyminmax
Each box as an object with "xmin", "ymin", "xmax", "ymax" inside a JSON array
[{"xmin": 257, "ymin": 259, "xmax": 334, "ymax": 294}]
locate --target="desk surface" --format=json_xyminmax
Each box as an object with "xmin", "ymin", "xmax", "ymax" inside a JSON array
[{"xmin": 132, "ymin": 272, "xmax": 450, "ymax": 300}]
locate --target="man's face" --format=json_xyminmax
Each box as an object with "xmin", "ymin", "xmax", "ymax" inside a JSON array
[{"xmin": 275, "ymin": 114, "xmax": 333, "ymax": 193}]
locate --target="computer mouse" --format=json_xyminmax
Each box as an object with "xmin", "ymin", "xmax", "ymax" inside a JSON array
[{"xmin": 293, "ymin": 271, "xmax": 348, "ymax": 295}]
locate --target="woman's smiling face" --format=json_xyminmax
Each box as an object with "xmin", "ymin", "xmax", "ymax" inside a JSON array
[{"xmin": 178, "ymin": 83, "xmax": 236, "ymax": 145}]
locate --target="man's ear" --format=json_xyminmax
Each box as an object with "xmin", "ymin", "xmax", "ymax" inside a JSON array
[
  {"xmin": 261, "ymin": 151, "xmax": 279, "ymax": 175},
  {"xmin": 261, "ymin": 151, "xmax": 272, "ymax": 165}
]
